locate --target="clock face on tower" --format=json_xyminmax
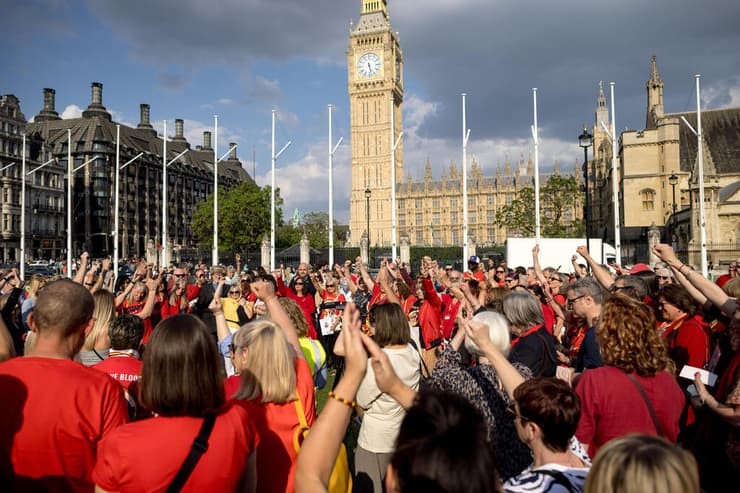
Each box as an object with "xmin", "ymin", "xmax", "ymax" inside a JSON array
[{"xmin": 357, "ymin": 53, "xmax": 381, "ymax": 78}]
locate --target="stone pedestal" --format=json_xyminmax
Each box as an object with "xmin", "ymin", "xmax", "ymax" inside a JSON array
[
  {"xmin": 146, "ymin": 238, "xmax": 156, "ymax": 266},
  {"xmin": 400, "ymin": 234, "xmax": 410, "ymax": 267},
  {"xmin": 260, "ymin": 235, "xmax": 270, "ymax": 270},
  {"xmin": 467, "ymin": 235, "xmax": 477, "ymax": 259},
  {"xmin": 648, "ymin": 223, "xmax": 661, "ymax": 267},
  {"xmin": 360, "ymin": 231, "xmax": 369, "ymax": 266},
  {"xmin": 300, "ymin": 233, "xmax": 310, "ymax": 265}
]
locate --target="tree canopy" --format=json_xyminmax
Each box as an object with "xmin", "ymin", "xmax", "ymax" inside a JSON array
[
  {"xmin": 276, "ymin": 211, "xmax": 348, "ymax": 249},
  {"xmin": 495, "ymin": 175, "xmax": 584, "ymax": 237},
  {"xmin": 191, "ymin": 181, "xmax": 282, "ymax": 252}
]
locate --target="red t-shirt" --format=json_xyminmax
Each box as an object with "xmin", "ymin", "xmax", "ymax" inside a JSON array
[
  {"xmin": 575, "ymin": 365, "xmax": 685, "ymax": 458},
  {"xmin": 233, "ymin": 357, "xmax": 316, "ymax": 493},
  {"xmin": 93, "ymin": 352, "xmax": 143, "ymax": 389},
  {"xmin": 92, "ymin": 403, "xmax": 258, "ymax": 492},
  {"xmin": 0, "ymin": 357, "xmax": 129, "ymax": 492}
]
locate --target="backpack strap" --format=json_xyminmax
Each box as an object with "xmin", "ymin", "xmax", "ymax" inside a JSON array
[{"xmin": 165, "ymin": 412, "xmax": 217, "ymax": 493}]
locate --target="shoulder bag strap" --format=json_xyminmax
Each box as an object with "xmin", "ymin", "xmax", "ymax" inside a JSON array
[
  {"xmin": 626, "ymin": 373, "xmax": 664, "ymax": 437},
  {"xmin": 535, "ymin": 330, "xmax": 557, "ymax": 377},
  {"xmin": 408, "ymin": 339, "xmax": 431, "ymax": 379},
  {"xmin": 165, "ymin": 412, "xmax": 217, "ymax": 493}
]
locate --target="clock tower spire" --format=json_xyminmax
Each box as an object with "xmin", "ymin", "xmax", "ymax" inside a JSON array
[{"xmin": 348, "ymin": 0, "xmax": 403, "ymax": 247}]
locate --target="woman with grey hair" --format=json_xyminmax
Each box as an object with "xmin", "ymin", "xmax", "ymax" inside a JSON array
[
  {"xmin": 427, "ymin": 310, "xmax": 534, "ymax": 481},
  {"xmin": 504, "ymin": 292, "xmax": 558, "ymax": 378}
]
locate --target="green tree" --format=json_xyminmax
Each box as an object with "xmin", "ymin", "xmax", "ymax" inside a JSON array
[
  {"xmin": 495, "ymin": 175, "xmax": 584, "ymax": 237},
  {"xmin": 276, "ymin": 211, "xmax": 347, "ymax": 249},
  {"xmin": 192, "ymin": 182, "xmax": 283, "ymax": 252}
]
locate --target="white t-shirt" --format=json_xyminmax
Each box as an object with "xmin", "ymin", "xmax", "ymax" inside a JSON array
[{"xmin": 356, "ymin": 344, "xmax": 420, "ymax": 453}]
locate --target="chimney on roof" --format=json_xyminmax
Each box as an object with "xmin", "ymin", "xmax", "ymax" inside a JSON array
[
  {"xmin": 82, "ymin": 81, "xmax": 111, "ymax": 120},
  {"xmin": 203, "ymin": 131, "xmax": 212, "ymax": 150},
  {"xmin": 136, "ymin": 103, "xmax": 156, "ymax": 136},
  {"xmin": 173, "ymin": 118, "xmax": 186, "ymax": 142},
  {"xmin": 229, "ymin": 142, "xmax": 237, "ymax": 160},
  {"xmin": 35, "ymin": 88, "xmax": 61, "ymax": 122}
]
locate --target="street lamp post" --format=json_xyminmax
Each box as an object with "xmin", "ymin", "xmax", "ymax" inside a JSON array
[
  {"xmin": 578, "ymin": 125, "xmax": 593, "ymax": 255},
  {"xmin": 669, "ymin": 172, "xmax": 678, "ymax": 233},
  {"xmin": 365, "ymin": 187, "xmax": 371, "ymax": 255}
]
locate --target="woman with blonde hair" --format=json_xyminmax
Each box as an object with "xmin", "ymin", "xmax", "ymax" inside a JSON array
[
  {"xmin": 584, "ymin": 434, "xmax": 699, "ymax": 493},
  {"xmin": 575, "ymin": 294, "xmax": 685, "ymax": 458},
  {"xmin": 21, "ymin": 274, "xmax": 46, "ymax": 332},
  {"xmin": 77, "ymin": 290, "xmax": 116, "ymax": 366},
  {"xmin": 279, "ymin": 297, "xmax": 327, "ymax": 389},
  {"xmin": 213, "ymin": 278, "xmax": 315, "ymax": 493}
]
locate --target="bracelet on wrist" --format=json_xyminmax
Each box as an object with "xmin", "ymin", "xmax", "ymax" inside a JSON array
[{"xmin": 328, "ymin": 391, "xmax": 356, "ymax": 408}]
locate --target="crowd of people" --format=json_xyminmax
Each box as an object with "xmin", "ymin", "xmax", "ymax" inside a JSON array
[{"xmin": 0, "ymin": 244, "xmax": 738, "ymax": 492}]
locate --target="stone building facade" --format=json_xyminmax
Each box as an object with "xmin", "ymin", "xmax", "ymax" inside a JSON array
[
  {"xmin": 590, "ymin": 56, "xmax": 740, "ymax": 265},
  {"xmin": 1, "ymin": 93, "xmax": 65, "ymax": 262},
  {"xmin": 8, "ymin": 83, "xmax": 252, "ymax": 260}
]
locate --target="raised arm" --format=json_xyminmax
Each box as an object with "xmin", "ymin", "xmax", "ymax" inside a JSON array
[
  {"xmin": 532, "ymin": 244, "xmax": 549, "ymax": 288},
  {"xmin": 653, "ymin": 243, "xmax": 735, "ymax": 315},
  {"xmin": 576, "ymin": 245, "xmax": 613, "ymax": 290},
  {"xmin": 464, "ymin": 319, "xmax": 525, "ymax": 399},
  {"xmin": 73, "ymin": 251, "xmax": 89, "ymax": 285},
  {"xmin": 377, "ymin": 267, "xmax": 400, "ymax": 305},
  {"xmin": 570, "ymin": 255, "xmax": 582, "ymax": 279},
  {"xmin": 209, "ymin": 280, "xmax": 230, "ymax": 343},
  {"xmin": 252, "ymin": 279, "xmax": 303, "ymax": 358},
  {"xmin": 136, "ymin": 274, "xmax": 161, "ymax": 320},
  {"xmin": 356, "ymin": 256, "xmax": 375, "ymax": 292}
]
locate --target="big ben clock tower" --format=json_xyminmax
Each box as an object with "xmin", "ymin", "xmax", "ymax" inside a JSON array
[{"xmin": 348, "ymin": 0, "xmax": 404, "ymax": 247}]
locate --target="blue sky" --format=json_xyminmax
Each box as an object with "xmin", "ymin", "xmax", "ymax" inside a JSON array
[{"xmin": 3, "ymin": 0, "xmax": 739, "ymax": 224}]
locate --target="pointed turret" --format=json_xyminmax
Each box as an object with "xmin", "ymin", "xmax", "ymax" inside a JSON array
[
  {"xmin": 596, "ymin": 81, "xmax": 609, "ymax": 129},
  {"xmin": 646, "ymin": 55, "xmax": 664, "ymax": 129},
  {"xmin": 526, "ymin": 152, "xmax": 533, "ymax": 176},
  {"xmin": 553, "ymin": 160, "xmax": 560, "ymax": 176},
  {"xmin": 504, "ymin": 155, "xmax": 511, "ymax": 176},
  {"xmin": 424, "ymin": 158, "xmax": 432, "ymax": 182}
]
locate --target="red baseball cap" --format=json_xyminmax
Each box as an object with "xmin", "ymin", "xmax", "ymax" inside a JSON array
[{"xmin": 628, "ymin": 263, "xmax": 651, "ymax": 274}]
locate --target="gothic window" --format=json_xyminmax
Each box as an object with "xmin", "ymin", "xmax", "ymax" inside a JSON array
[
  {"xmin": 416, "ymin": 231, "xmax": 424, "ymax": 245},
  {"xmin": 470, "ymin": 212, "xmax": 477, "ymax": 224},
  {"xmin": 487, "ymin": 210, "xmax": 495, "ymax": 223},
  {"xmin": 415, "ymin": 213, "xmax": 423, "ymax": 225},
  {"xmin": 468, "ymin": 197, "xmax": 476, "ymax": 207},
  {"xmin": 641, "ymin": 189, "xmax": 655, "ymax": 211},
  {"xmin": 450, "ymin": 198, "xmax": 458, "ymax": 208},
  {"xmin": 450, "ymin": 212, "xmax": 458, "ymax": 224},
  {"xmin": 415, "ymin": 199, "xmax": 423, "ymax": 209},
  {"xmin": 432, "ymin": 212, "xmax": 440, "ymax": 225},
  {"xmin": 399, "ymin": 214, "xmax": 406, "ymax": 227},
  {"xmin": 432, "ymin": 199, "xmax": 440, "ymax": 209}
]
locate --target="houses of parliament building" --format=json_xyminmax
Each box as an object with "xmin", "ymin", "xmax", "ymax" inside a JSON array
[{"xmin": 347, "ymin": 0, "xmax": 580, "ymax": 248}]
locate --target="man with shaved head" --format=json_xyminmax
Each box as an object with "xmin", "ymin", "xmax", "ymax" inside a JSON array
[{"xmin": 0, "ymin": 279, "xmax": 128, "ymax": 491}]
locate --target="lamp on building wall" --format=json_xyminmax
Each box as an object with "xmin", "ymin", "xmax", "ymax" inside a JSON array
[
  {"xmin": 578, "ymin": 125, "xmax": 593, "ymax": 254},
  {"xmin": 365, "ymin": 188, "xmax": 372, "ymax": 250},
  {"xmin": 669, "ymin": 173, "xmax": 678, "ymax": 231}
]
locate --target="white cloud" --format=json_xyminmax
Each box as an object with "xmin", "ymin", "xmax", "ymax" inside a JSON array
[
  {"xmin": 255, "ymin": 141, "xmax": 352, "ymax": 223},
  {"xmin": 217, "ymin": 98, "xmax": 233, "ymax": 105},
  {"xmin": 61, "ymin": 104, "xmax": 83, "ymax": 119}
]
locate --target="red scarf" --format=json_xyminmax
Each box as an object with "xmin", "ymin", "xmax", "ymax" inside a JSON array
[{"xmin": 511, "ymin": 324, "xmax": 543, "ymax": 349}]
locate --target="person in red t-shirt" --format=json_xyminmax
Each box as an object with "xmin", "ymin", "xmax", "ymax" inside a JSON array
[
  {"xmin": 93, "ymin": 314, "xmax": 258, "ymax": 493},
  {"xmin": 657, "ymin": 284, "xmax": 710, "ymax": 372},
  {"xmin": 576, "ymin": 294, "xmax": 685, "ymax": 458},
  {"xmin": 94, "ymin": 314, "xmax": 144, "ymax": 390},
  {"xmin": 219, "ymin": 279, "xmax": 316, "ymax": 493},
  {"xmin": 115, "ymin": 270, "xmax": 161, "ymax": 345},
  {"xmin": 0, "ymin": 279, "xmax": 129, "ymax": 492}
]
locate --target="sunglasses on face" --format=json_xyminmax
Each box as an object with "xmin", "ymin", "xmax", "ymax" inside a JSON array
[
  {"xmin": 658, "ymin": 276, "xmax": 670, "ymax": 281},
  {"xmin": 496, "ymin": 270, "xmax": 505, "ymax": 274},
  {"xmin": 548, "ymin": 277, "xmax": 560, "ymax": 282},
  {"xmin": 294, "ymin": 282, "xmax": 304, "ymax": 285},
  {"xmin": 229, "ymin": 290, "xmax": 240, "ymax": 295}
]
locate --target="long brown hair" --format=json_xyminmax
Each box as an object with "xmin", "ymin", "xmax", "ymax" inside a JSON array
[{"xmin": 139, "ymin": 314, "xmax": 225, "ymax": 416}]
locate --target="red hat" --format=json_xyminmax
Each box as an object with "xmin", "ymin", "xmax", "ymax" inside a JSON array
[{"xmin": 628, "ymin": 263, "xmax": 651, "ymax": 274}]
